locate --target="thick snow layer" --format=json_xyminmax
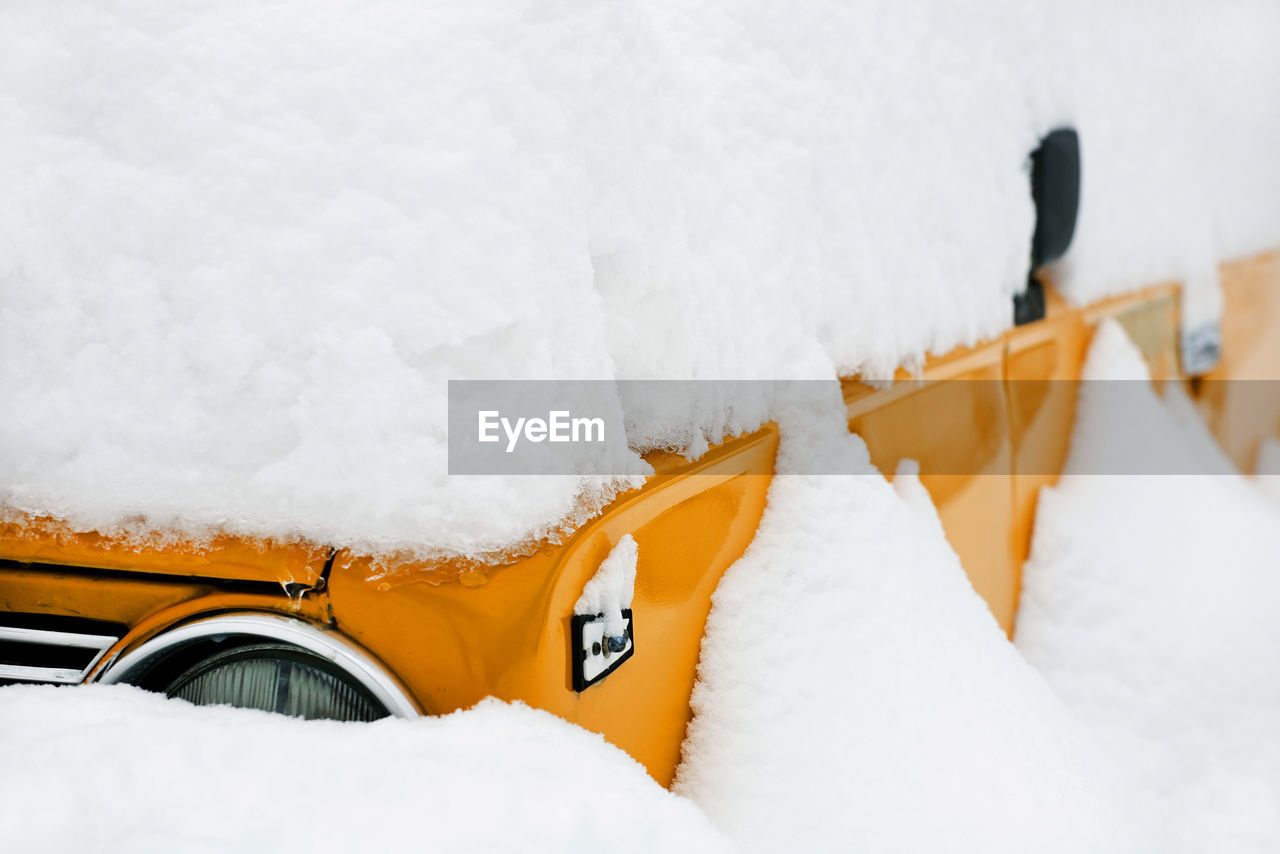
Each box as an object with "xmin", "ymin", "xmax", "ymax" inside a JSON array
[
  {"xmin": 0, "ymin": 685, "xmax": 733, "ymax": 854},
  {"xmin": 0, "ymin": 1, "xmax": 650, "ymax": 558},
  {"xmin": 1047, "ymin": 2, "xmax": 1280, "ymax": 325},
  {"xmin": 675, "ymin": 395, "xmax": 1152, "ymax": 853},
  {"xmin": 1016, "ymin": 322, "xmax": 1280, "ymax": 853},
  {"xmin": 2, "ymin": 1, "xmax": 1278, "ymax": 555}
]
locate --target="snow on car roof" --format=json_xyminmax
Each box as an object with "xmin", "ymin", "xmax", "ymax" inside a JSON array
[{"xmin": 1, "ymin": 0, "xmax": 1277, "ymax": 555}]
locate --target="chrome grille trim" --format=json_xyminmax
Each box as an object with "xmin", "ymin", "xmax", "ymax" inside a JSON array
[
  {"xmin": 0, "ymin": 622, "xmax": 120, "ymax": 684},
  {"xmin": 0, "ymin": 664, "xmax": 85, "ymax": 684},
  {"xmin": 0, "ymin": 626, "xmax": 119, "ymax": 649}
]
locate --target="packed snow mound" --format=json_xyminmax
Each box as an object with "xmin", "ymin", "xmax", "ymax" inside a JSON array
[
  {"xmin": 675, "ymin": 395, "xmax": 1152, "ymax": 853},
  {"xmin": 0, "ymin": 685, "xmax": 733, "ymax": 854},
  {"xmin": 2, "ymin": 1, "xmax": 1278, "ymax": 555},
  {"xmin": 1017, "ymin": 323, "xmax": 1280, "ymax": 853}
]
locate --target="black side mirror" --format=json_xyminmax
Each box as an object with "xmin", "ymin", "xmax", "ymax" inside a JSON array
[
  {"xmin": 1030, "ymin": 128, "xmax": 1080, "ymax": 269},
  {"xmin": 1015, "ymin": 127, "xmax": 1080, "ymax": 325}
]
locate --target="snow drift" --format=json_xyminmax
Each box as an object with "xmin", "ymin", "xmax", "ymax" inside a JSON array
[
  {"xmin": 1017, "ymin": 322, "xmax": 1280, "ymax": 853},
  {"xmin": 674, "ymin": 393, "xmax": 1153, "ymax": 853},
  {"xmin": 0, "ymin": 685, "xmax": 733, "ymax": 854}
]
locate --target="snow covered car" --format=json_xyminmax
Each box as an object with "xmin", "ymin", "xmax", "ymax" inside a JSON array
[
  {"xmin": 3, "ymin": 55, "xmax": 1279, "ymax": 790},
  {"xmin": 3, "ymin": 245, "xmax": 1276, "ymax": 786}
]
